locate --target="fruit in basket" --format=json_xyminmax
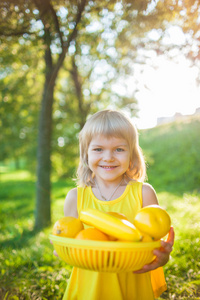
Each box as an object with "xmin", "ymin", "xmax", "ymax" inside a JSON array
[
  {"xmin": 133, "ymin": 205, "xmax": 171, "ymax": 240},
  {"xmin": 107, "ymin": 212, "xmax": 128, "ymax": 220},
  {"xmin": 141, "ymin": 234, "xmax": 154, "ymax": 243},
  {"xmin": 75, "ymin": 227, "xmax": 110, "ymax": 241},
  {"xmin": 80, "ymin": 208, "xmax": 142, "ymax": 242},
  {"xmin": 106, "ymin": 212, "xmax": 129, "ymax": 241},
  {"xmin": 52, "ymin": 216, "xmax": 84, "ymax": 238}
]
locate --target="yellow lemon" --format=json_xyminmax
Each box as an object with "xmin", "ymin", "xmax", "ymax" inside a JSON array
[
  {"xmin": 141, "ymin": 234, "xmax": 154, "ymax": 243},
  {"xmin": 133, "ymin": 205, "xmax": 171, "ymax": 240},
  {"xmin": 52, "ymin": 216, "xmax": 84, "ymax": 238}
]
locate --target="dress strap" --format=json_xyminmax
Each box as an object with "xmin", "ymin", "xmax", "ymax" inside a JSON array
[{"xmin": 77, "ymin": 186, "xmax": 84, "ymax": 215}]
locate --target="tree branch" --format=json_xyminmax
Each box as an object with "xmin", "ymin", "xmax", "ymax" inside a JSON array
[
  {"xmin": 0, "ymin": 30, "xmax": 31, "ymax": 37},
  {"xmin": 48, "ymin": 2, "xmax": 64, "ymax": 48},
  {"xmin": 51, "ymin": 0, "xmax": 88, "ymax": 82},
  {"xmin": 63, "ymin": 0, "xmax": 88, "ymax": 51},
  {"xmin": 32, "ymin": 0, "xmax": 50, "ymax": 22}
]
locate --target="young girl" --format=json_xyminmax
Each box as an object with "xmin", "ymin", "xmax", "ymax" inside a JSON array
[{"xmin": 62, "ymin": 109, "xmax": 174, "ymax": 300}]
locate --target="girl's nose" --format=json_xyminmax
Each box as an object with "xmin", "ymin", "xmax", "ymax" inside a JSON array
[{"xmin": 103, "ymin": 150, "xmax": 114, "ymax": 161}]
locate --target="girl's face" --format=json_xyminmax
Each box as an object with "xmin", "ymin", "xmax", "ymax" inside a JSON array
[{"xmin": 88, "ymin": 134, "xmax": 130, "ymax": 184}]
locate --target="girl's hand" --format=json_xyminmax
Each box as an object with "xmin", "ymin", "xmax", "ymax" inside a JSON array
[
  {"xmin": 50, "ymin": 240, "xmax": 59, "ymax": 257},
  {"xmin": 134, "ymin": 226, "xmax": 175, "ymax": 274},
  {"xmin": 53, "ymin": 250, "xmax": 59, "ymax": 257}
]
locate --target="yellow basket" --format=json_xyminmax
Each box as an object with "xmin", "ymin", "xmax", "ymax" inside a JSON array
[{"xmin": 49, "ymin": 234, "xmax": 161, "ymax": 273}]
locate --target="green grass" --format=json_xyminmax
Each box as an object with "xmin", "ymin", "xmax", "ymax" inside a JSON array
[
  {"xmin": 0, "ymin": 116, "xmax": 200, "ymax": 299},
  {"xmin": 140, "ymin": 115, "xmax": 200, "ymax": 194},
  {"xmin": 139, "ymin": 116, "xmax": 200, "ymax": 299},
  {"xmin": 157, "ymin": 192, "xmax": 200, "ymax": 299},
  {"xmin": 0, "ymin": 172, "xmax": 75, "ymax": 300}
]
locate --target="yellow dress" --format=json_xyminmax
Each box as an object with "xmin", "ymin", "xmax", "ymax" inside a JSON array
[{"xmin": 63, "ymin": 181, "xmax": 167, "ymax": 300}]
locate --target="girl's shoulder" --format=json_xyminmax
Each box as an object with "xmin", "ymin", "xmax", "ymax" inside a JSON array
[
  {"xmin": 67, "ymin": 187, "xmax": 78, "ymax": 199},
  {"xmin": 142, "ymin": 183, "xmax": 158, "ymax": 207},
  {"xmin": 64, "ymin": 188, "xmax": 78, "ymax": 218}
]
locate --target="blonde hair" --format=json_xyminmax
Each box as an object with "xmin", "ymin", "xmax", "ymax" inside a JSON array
[{"xmin": 77, "ymin": 110, "xmax": 146, "ymax": 186}]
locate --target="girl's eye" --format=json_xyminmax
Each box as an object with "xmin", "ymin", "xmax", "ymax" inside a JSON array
[
  {"xmin": 116, "ymin": 148, "xmax": 124, "ymax": 152},
  {"xmin": 94, "ymin": 148, "xmax": 102, "ymax": 152}
]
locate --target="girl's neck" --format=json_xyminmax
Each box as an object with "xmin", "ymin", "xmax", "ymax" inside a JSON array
[{"xmin": 93, "ymin": 175, "xmax": 128, "ymax": 201}]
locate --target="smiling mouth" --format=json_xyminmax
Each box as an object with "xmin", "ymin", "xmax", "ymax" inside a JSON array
[{"xmin": 100, "ymin": 166, "xmax": 117, "ymax": 169}]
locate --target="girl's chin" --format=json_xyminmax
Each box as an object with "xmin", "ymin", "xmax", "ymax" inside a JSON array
[{"xmin": 96, "ymin": 174, "xmax": 124, "ymax": 182}]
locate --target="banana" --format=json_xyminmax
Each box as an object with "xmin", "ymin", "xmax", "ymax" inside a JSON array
[{"xmin": 80, "ymin": 208, "xmax": 142, "ymax": 242}]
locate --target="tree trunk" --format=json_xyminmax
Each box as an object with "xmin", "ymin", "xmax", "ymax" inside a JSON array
[
  {"xmin": 35, "ymin": 34, "xmax": 55, "ymax": 229},
  {"xmin": 34, "ymin": 1, "xmax": 87, "ymax": 229},
  {"xmin": 35, "ymin": 78, "xmax": 55, "ymax": 229}
]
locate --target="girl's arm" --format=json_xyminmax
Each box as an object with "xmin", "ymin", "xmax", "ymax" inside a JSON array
[
  {"xmin": 52, "ymin": 187, "xmax": 78, "ymax": 257},
  {"xmin": 64, "ymin": 188, "xmax": 78, "ymax": 218},
  {"xmin": 133, "ymin": 183, "xmax": 175, "ymax": 273}
]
